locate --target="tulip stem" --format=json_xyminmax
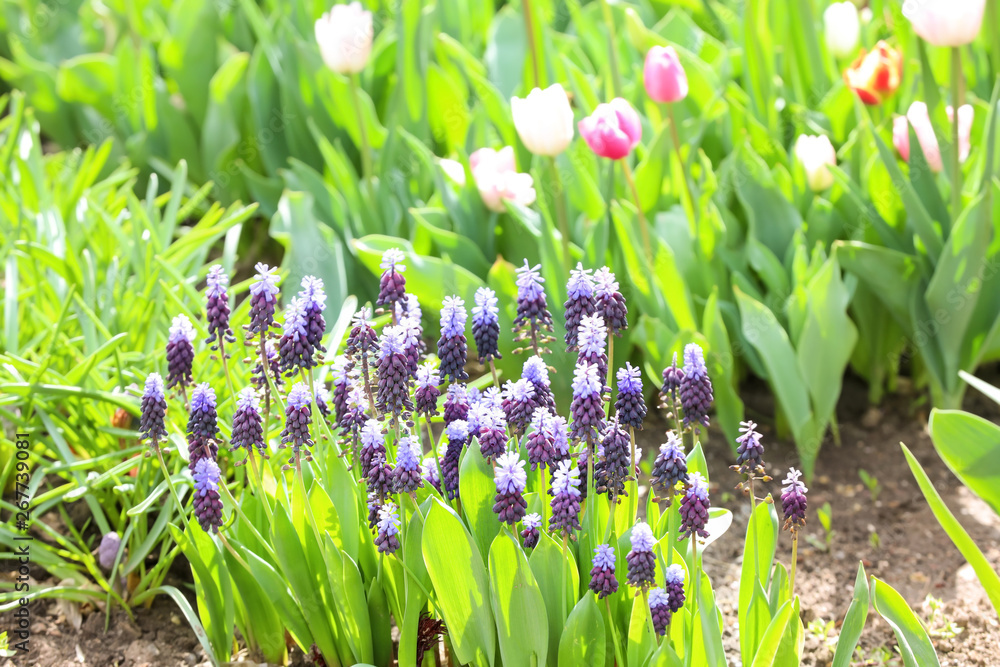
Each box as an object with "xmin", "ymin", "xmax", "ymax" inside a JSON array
[
  {"xmin": 950, "ymin": 47, "xmax": 964, "ymax": 217},
  {"xmin": 349, "ymin": 73, "xmax": 374, "ymax": 184},
  {"xmin": 547, "ymin": 156, "xmax": 572, "ymax": 274},
  {"xmin": 599, "ymin": 0, "xmax": 623, "ymax": 97},
  {"xmin": 620, "ymin": 159, "xmax": 655, "ymax": 268},
  {"xmin": 990, "ymin": 0, "xmax": 1000, "ymax": 76},
  {"xmin": 666, "ymin": 104, "xmax": 699, "ymax": 239},
  {"xmin": 522, "ymin": 0, "xmax": 543, "ymax": 88}
]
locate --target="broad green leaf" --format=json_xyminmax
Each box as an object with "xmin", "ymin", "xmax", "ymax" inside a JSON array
[
  {"xmin": 870, "ymin": 577, "xmax": 941, "ymax": 667},
  {"xmin": 831, "ymin": 563, "xmax": 870, "ymax": 667},
  {"xmin": 530, "ymin": 532, "xmax": 580, "ymax": 667},
  {"xmin": 460, "ymin": 439, "xmax": 503, "ymax": 565},
  {"xmin": 558, "ymin": 594, "xmax": 606, "ymax": 667},
  {"xmin": 626, "ymin": 593, "xmax": 655, "ymax": 667},
  {"xmin": 488, "ymin": 531, "xmax": 548, "ymax": 667},
  {"xmin": 739, "ymin": 501, "xmax": 778, "ymax": 663},
  {"xmin": 223, "ymin": 547, "xmax": 286, "ymax": 665},
  {"xmin": 772, "ymin": 597, "xmax": 803, "ymax": 667},
  {"xmin": 750, "ymin": 599, "xmax": 793, "ymax": 667},
  {"xmin": 928, "ymin": 410, "xmax": 1000, "ymax": 516}
]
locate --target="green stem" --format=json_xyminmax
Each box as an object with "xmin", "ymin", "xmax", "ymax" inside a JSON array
[
  {"xmin": 586, "ymin": 436, "xmax": 597, "ymax": 552},
  {"xmin": 990, "ymin": 0, "xmax": 1000, "ymax": 76},
  {"xmin": 489, "ymin": 359, "xmax": 500, "ymax": 389},
  {"xmin": 522, "ymin": 0, "xmax": 543, "ymax": 88},
  {"xmin": 547, "ymin": 156, "xmax": 572, "ymax": 275},
  {"xmin": 154, "ymin": 444, "xmax": 186, "ymax": 519},
  {"xmin": 687, "ymin": 535, "xmax": 701, "ymax": 667},
  {"xmin": 540, "ymin": 466, "xmax": 549, "ymax": 528},
  {"xmin": 789, "ymin": 531, "xmax": 799, "ymax": 600},
  {"xmin": 218, "ymin": 531, "xmax": 250, "ymax": 571},
  {"xmin": 621, "ymin": 159, "xmax": 654, "ymax": 268},
  {"xmin": 605, "ymin": 336, "xmax": 614, "ymax": 416},
  {"xmin": 247, "ymin": 451, "xmax": 273, "ymax": 523},
  {"xmin": 666, "ymin": 104, "xmax": 699, "ymax": 239},
  {"xmin": 606, "ymin": 598, "xmax": 627, "ymax": 667},
  {"xmin": 950, "ymin": 47, "xmax": 964, "ymax": 217},
  {"xmin": 628, "ymin": 426, "xmax": 637, "ymax": 538},
  {"xmin": 219, "ymin": 480, "xmax": 278, "ymax": 562},
  {"xmin": 349, "ymin": 73, "xmax": 374, "ymax": 183},
  {"xmin": 642, "ymin": 588, "xmax": 659, "ymax": 645},
  {"xmin": 599, "ymin": 0, "xmax": 623, "ymax": 97}
]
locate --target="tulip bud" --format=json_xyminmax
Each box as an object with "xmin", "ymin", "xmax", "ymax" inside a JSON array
[
  {"xmin": 892, "ymin": 101, "xmax": 973, "ymax": 173},
  {"xmin": 823, "ymin": 2, "xmax": 860, "ymax": 59},
  {"xmin": 844, "ymin": 41, "xmax": 903, "ymax": 105},
  {"xmin": 511, "ymin": 84, "xmax": 575, "ymax": 156},
  {"xmin": 469, "ymin": 147, "xmax": 537, "ymax": 212},
  {"xmin": 643, "ymin": 46, "xmax": 688, "ymax": 103},
  {"xmin": 438, "ymin": 158, "xmax": 466, "ymax": 186},
  {"xmin": 578, "ymin": 98, "xmax": 642, "ymax": 160},
  {"xmin": 315, "ymin": 2, "xmax": 374, "ymax": 75},
  {"xmin": 904, "ymin": 0, "xmax": 986, "ymax": 48},
  {"xmin": 793, "ymin": 134, "xmax": 837, "ymax": 191}
]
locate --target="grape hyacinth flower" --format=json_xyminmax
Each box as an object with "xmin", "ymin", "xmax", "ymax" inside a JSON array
[
  {"xmin": 187, "ymin": 384, "xmax": 220, "ymax": 471},
  {"xmin": 278, "ymin": 299, "xmax": 317, "ymax": 376},
  {"xmin": 166, "ymin": 314, "xmax": 196, "ymax": 390},
  {"xmin": 570, "ymin": 361, "xmax": 606, "ymax": 442},
  {"xmin": 522, "ymin": 355, "xmax": 556, "ymax": 413},
  {"xmin": 659, "ymin": 352, "xmax": 684, "ymax": 409},
  {"xmin": 345, "ymin": 307, "xmax": 378, "ymax": 408},
  {"xmin": 615, "ymin": 362, "xmax": 646, "ymax": 430},
  {"xmin": 664, "ymin": 564, "xmax": 686, "ymax": 613},
  {"xmin": 493, "ymin": 451, "xmax": 528, "ymax": 525},
  {"xmin": 589, "ymin": 544, "xmax": 619, "ymax": 599},
  {"xmin": 550, "ymin": 414, "xmax": 570, "ymax": 463},
  {"xmin": 442, "ymin": 420, "xmax": 468, "ymax": 500},
  {"xmin": 521, "ymin": 513, "xmax": 542, "ymax": 549},
  {"xmin": 340, "ymin": 385, "xmax": 369, "ymax": 442},
  {"xmin": 443, "ymin": 383, "xmax": 470, "ymax": 426},
  {"xmin": 377, "ymin": 249, "xmax": 407, "ymax": 313},
  {"xmin": 313, "ymin": 380, "xmax": 331, "ymax": 420},
  {"xmin": 423, "ymin": 457, "xmax": 442, "ymax": 494},
  {"xmin": 437, "ymin": 296, "xmax": 469, "ymax": 383},
  {"xmin": 480, "ymin": 386, "xmax": 503, "ymax": 411},
  {"xmin": 564, "ymin": 263, "xmax": 597, "ymax": 350},
  {"xmin": 139, "ymin": 373, "xmax": 167, "ymax": 449},
  {"xmin": 648, "ymin": 588, "xmax": 672, "ymax": 636},
  {"xmin": 472, "ymin": 286, "xmax": 502, "ymax": 364},
  {"xmin": 627, "ymin": 522, "xmax": 656, "ymax": 589},
  {"xmin": 576, "ymin": 313, "xmax": 609, "ymax": 386},
  {"xmin": 679, "ymin": 472, "xmax": 710, "ymax": 540},
  {"xmin": 375, "ymin": 325, "xmax": 414, "ymax": 423},
  {"xmin": 549, "ymin": 459, "xmax": 581, "ymax": 535},
  {"xmin": 193, "ymin": 458, "xmax": 224, "ymax": 534},
  {"xmin": 230, "ymin": 387, "xmax": 265, "ymax": 460},
  {"xmin": 247, "ymin": 263, "xmax": 280, "ymax": 338},
  {"xmin": 576, "ymin": 446, "xmax": 590, "ymax": 502},
  {"xmin": 205, "ymin": 265, "xmax": 235, "ymax": 351},
  {"xmin": 466, "ymin": 401, "xmax": 489, "ymax": 440},
  {"xmin": 393, "ymin": 435, "xmax": 423, "ymax": 494},
  {"xmin": 398, "ymin": 311, "xmax": 422, "ymax": 375},
  {"xmin": 781, "ymin": 468, "xmax": 808, "ymax": 531},
  {"xmin": 280, "ymin": 383, "xmax": 314, "ymax": 467},
  {"xmin": 734, "ymin": 420, "xmax": 765, "ymax": 476},
  {"xmin": 679, "ymin": 343, "xmax": 713, "ymax": 430},
  {"xmin": 366, "ymin": 492, "xmax": 380, "ymax": 530},
  {"xmin": 251, "ymin": 340, "xmax": 282, "ymax": 392},
  {"xmin": 414, "ymin": 362, "xmax": 441, "ymax": 418},
  {"xmin": 502, "ymin": 379, "xmax": 538, "ymax": 435},
  {"xmin": 374, "ymin": 501, "xmax": 401, "ymax": 555},
  {"xmin": 525, "ymin": 408, "xmax": 555, "ymax": 471},
  {"xmin": 594, "ymin": 267, "xmax": 628, "ymax": 335},
  {"xmin": 595, "ymin": 418, "xmax": 630, "ymax": 503},
  {"xmin": 359, "ymin": 420, "xmax": 387, "ymax": 480},
  {"xmin": 98, "ymin": 532, "xmax": 122, "ymax": 570},
  {"xmin": 367, "ymin": 453, "xmax": 394, "ymax": 500},
  {"xmin": 477, "ymin": 406, "xmax": 508, "ymax": 462},
  {"xmin": 512, "ymin": 260, "xmax": 553, "ymax": 350},
  {"xmin": 297, "ymin": 276, "xmax": 327, "ymax": 354},
  {"xmin": 650, "ymin": 433, "xmax": 688, "ymax": 500}
]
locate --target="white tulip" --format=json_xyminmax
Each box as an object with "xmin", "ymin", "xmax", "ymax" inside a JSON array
[
  {"xmin": 438, "ymin": 159, "xmax": 466, "ymax": 187},
  {"xmin": 824, "ymin": 2, "xmax": 861, "ymax": 59},
  {"xmin": 511, "ymin": 84, "xmax": 575, "ymax": 157},
  {"xmin": 315, "ymin": 2, "xmax": 373, "ymax": 75},
  {"xmin": 794, "ymin": 135, "xmax": 837, "ymax": 192}
]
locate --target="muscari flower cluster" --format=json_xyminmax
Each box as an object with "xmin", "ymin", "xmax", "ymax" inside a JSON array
[
  {"xmin": 205, "ymin": 265, "xmax": 235, "ymax": 351},
  {"xmin": 493, "ymin": 451, "xmax": 528, "ymax": 525},
  {"xmin": 437, "ymin": 296, "xmax": 469, "ymax": 382},
  {"xmin": 549, "ymin": 459, "xmax": 581, "ymax": 536},
  {"xmin": 781, "ymin": 468, "xmax": 808, "ymax": 532},
  {"xmin": 512, "ymin": 261, "xmax": 554, "ymax": 351},
  {"xmin": 472, "ymin": 287, "xmax": 502, "ymax": 364},
  {"xmin": 166, "ymin": 315, "xmax": 196, "ymax": 390}
]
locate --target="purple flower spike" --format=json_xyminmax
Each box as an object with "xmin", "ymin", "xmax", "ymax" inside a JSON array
[
  {"xmin": 393, "ymin": 435, "xmax": 424, "ymax": 493},
  {"xmin": 615, "ymin": 363, "xmax": 647, "ymax": 430},
  {"xmin": 367, "ymin": 452, "xmax": 394, "ymax": 500},
  {"xmin": 735, "ymin": 420, "xmax": 765, "ymax": 475},
  {"xmin": 664, "ymin": 564, "xmax": 686, "ymax": 613},
  {"xmin": 166, "ymin": 314, "xmax": 196, "ymax": 390},
  {"xmin": 205, "ymin": 265, "xmax": 235, "ymax": 350},
  {"xmin": 366, "ymin": 492, "xmax": 380, "ymax": 529},
  {"xmin": 570, "ymin": 361, "xmax": 606, "ymax": 442},
  {"xmin": 522, "ymin": 356, "xmax": 556, "ymax": 413},
  {"xmin": 589, "ymin": 544, "xmax": 619, "ymax": 599},
  {"xmin": 398, "ymin": 312, "xmax": 422, "ymax": 376},
  {"xmin": 99, "ymin": 532, "xmax": 122, "ymax": 570},
  {"xmin": 298, "ymin": 276, "xmax": 328, "ymax": 352},
  {"xmin": 231, "ymin": 387, "xmax": 265, "ymax": 457},
  {"xmin": 340, "ymin": 385, "xmax": 369, "ymax": 440},
  {"xmin": 502, "ymin": 379, "xmax": 538, "ymax": 435},
  {"xmin": 252, "ymin": 339, "xmax": 282, "ymax": 393},
  {"xmin": 247, "ymin": 263, "xmax": 281, "ymax": 337},
  {"xmin": 346, "ymin": 307, "xmax": 379, "ymax": 366},
  {"xmin": 549, "ymin": 459, "xmax": 581, "ymax": 535},
  {"xmin": 521, "ymin": 513, "xmax": 542, "ymax": 549},
  {"xmin": 193, "ymin": 458, "xmax": 224, "ymax": 534},
  {"xmin": 513, "ymin": 260, "xmax": 553, "ymax": 331},
  {"xmin": 139, "ymin": 373, "xmax": 167, "ymax": 447},
  {"xmin": 679, "ymin": 472, "xmax": 710, "ymax": 540},
  {"xmin": 564, "ymin": 263, "xmax": 597, "ymax": 350},
  {"xmin": 359, "ymin": 420, "xmax": 387, "ymax": 480},
  {"xmin": 377, "ymin": 249, "xmax": 407, "ymax": 311},
  {"xmin": 437, "ymin": 296, "xmax": 469, "ymax": 382},
  {"xmin": 550, "ymin": 414, "xmax": 570, "ymax": 462},
  {"xmin": 650, "ymin": 432, "xmax": 688, "ymax": 499},
  {"xmin": 525, "ymin": 408, "xmax": 555, "ymax": 471},
  {"xmin": 626, "ymin": 522, "xmax": 656, "ymax": 589},
  {"xmin": 187, "ymin": 383, "xmax": 219, "ymax": 472},
  {"xmin": 423, "ymin": 456, "xmax": 442, "ymax": 494},
  {"xmin": 649, "ymin": 588, "xmax": 672, "ymax": 636},
  {"xmin": 576, "ymin": 313, "xmax": 609, "ymax": 386},
  {"xmin": 472, "ymin": 287, "xmax": 502, "ymax": 364},
  {"xmin": 659, "ymin": 352, "xmax": 685, "ymax": 407},
  {"xmin": 478, "ymin": 407, "xmax": 508, "ymax": 462},
  {"xmin": 441, "ymin": 420, "xmax": 468, "ymax": 500},
  {"xmin": 480, "ymin": 386, "xmax": 503, "ymax": 411},
  {"xmin": 679, "ymin": 343, "xmax": 713, "ymax": 430},
  {"xmin": 375, "ymin": 325, "xmax": 414, "ymax": 422},
  {"xmin": 781, "ymin": 468, "xmax": 808, "ymax": 531},
  {"xmin": 595, "ymin": 418, "xmax": 631, "ymax": 503},
  {"xmin": 278, "ymin": 298, "xmax": 318, "ymax": 376},
  {"xmin": 280, "ymin": 383, "xmax": 314, "ymax": 465},
  {"xmin": 414, "ymin": 362, "xmax": 441, "ymax": 417},
  {"xmin": 594, "ymin": 267, "xmax": 628, "ymax": 335},
  {"xmin": 493, "ymin": 451, "xmax": 528, "ymax": 525},
  {"xmin": 443, "ymin": 383, "xmax": 470, "ymax": 426},
  {"xmin": 374, "ymin": 501, "xmax": 402, "ymax": 555}
]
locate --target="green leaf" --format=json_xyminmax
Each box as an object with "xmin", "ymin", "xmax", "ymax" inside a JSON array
[
  {"xmin": 928, "ymin": 410, "xmax": 1000, "ymax": 516},
  {"xmin": 626, "ymin": 593, "xmax": 656, "ymax": 667},
  {"xmin": 529, "ymin": 532, "xmax": 580, "ymax": 667},
  {"xmin": 460, "ymin": 439, "xmax": 503, "ymax": 565},
  {"xmin": 222, "ymin": 546, "xmax": 286, "ymax": 664},
  {"xmin": 488, "ymin": 530, "xmax": 549, "ymax": 667},
  {"xmin": 834, "ymin": 241, "xmax": 922, "ymax": 334},
  {"xmin": 831, "ymin": 563, "xmax": 870, "ymax": 667},
  {"xmin": 242, "ymin": 550, "xmax": 315, "ymax": 653},
  {"xmin": 870, "ymin": 577, "xmax": 941, "ymax": 667},
  {"xmin": 739, "ymin": 501, "xmax": 778, "ymax": 664},
  {"xmin": 750, "ymin": 599, "xmax": 793, "ymax": 667},
  {"xmin": 558, "ymin": 594, "xmax": 606, "ymax": 667}
]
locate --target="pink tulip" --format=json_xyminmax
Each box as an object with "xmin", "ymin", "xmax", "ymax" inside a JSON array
[
  {"xmin": 892, "ymin": 101, "xmax": 974, "ymax": 173},
  {"xmin": 948, "ymin": 104, "xmax": 974, "ymax": 163},
  {"xmin": 643, "ymin": 46, "xmax": 689, "ymax": 103},
  {"xmin": 578, "ymin": 98, "xmax": 642, "ymax": 159},
  {"xmin": 904, "ymin": 0, "xmax": 986, "ymax": 48},
  {"xmin": 469, "ymin": 147, "xmax": 536, "ymax": 212}
]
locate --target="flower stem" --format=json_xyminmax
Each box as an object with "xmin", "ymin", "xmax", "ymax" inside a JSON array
[
  {"xmin": 547, "ymin": 156, "xmax": 572, "ymax": 275},
  {"xmin": 642, "ymin": 588, "xmax": 659, "ymax": 645},
  {"xmin": 666, "ymin": 104, "xmax": 699, "ymax": 239},
  {"xmin": 522, "ymin": 0, "xmax": 543, "ymax": 88},
  {"xmin": 605, "ymin": 598, "xmax": 627, "ymax": 667},
  {"xmin": 989, "ymin": 0, "xmax": 1000, "ymax": 76},
  {"xmin": 687, "ymin": 535, "xmax": 701, "ymax": 667},
  {"xmin": 540, "ymin": 466, "xmax": 549, "ymax": 528},
  {"xmin": 620, "ymin": 159, "xmax": 654, "ymax": 268},
  {"xmin": 599, "ymin": 0, "xmax": 623, "ymax": 97},
  {"xmin": 628, "ymin": 426, "xmax": 637, "ymax": 536},
  {"xmin": 218, "ymin": 479, "xmax": 278, "ymax": 562},
  {"xmin": 348, "ymin": 73, "xmax": 373, "ymax": 183},
  {"xmin": 247, "ymin": 451, "xmax": 273, "ymax": 522},
  {"xmin": 489, "ymin": 359, "xmax": 500, "ymax": 389},
  {"xmin": 586, "ymin": 436, "xmax": 597, "ymax": 549},
  {"xmin": 154, "ymin": 444, "xmax": 186, "ymax": 519},
  {"xmin": 950, "ymin": 47, "xmax": 964, "ymax": 217},
  {"xmin": 560, "ymin": 533, "xmax": 569, "ymax": 618},
  {"xmin": 789, "ymin": 530, "xmax": 799, "ymax": 600}
]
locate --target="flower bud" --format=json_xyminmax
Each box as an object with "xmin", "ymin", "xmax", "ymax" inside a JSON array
[
  {"xmin": 823, "ymin": 2, "xmax": 860, "ymax": 59},
  {"xmin": 794, "ymin": 134, "xmax": 837, "ymax": 192},
  {"xmin": 844, "ymin": 41, "xmax": 902, "ymax": 105},
  {"xmin": 578, "ymin": 98, "xmax": 642, "ymax": 160},
  {"xmin": 511, "ymin": 84, "xmax": 575, "ymax": 156},
  {"xmin": 904, "ymin": 0, "xmax": 986, "ymax": 47},
  {"xmin": 643, "ymin": 46, "xmax": 688, "ymax": 103},
  {"xmin": 315, "ymin": 2, "xmax": 373, "ymax": 74}
]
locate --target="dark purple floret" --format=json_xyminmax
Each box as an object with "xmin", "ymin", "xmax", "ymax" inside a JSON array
[
  {"xmin": 279, "ymin": 383, "xmax": 314, "ymax": 466},
  {"xmin": 359, "ymin": 420, "xmax": 387, "ymax": 480},
  {"xmin": 781, "ymin": 468, "xmax": 808, "ymax": 531},
  {"xmin": 367, "ymin": 453, "xmax": 395, "ymax": 500},
  {"xmin": 251, "ymin": 340, "xmax": 282, "ymax": 392},
  {"xmin": 166, "ymin": 314, "xmax": 196, "ymax": 390},
  {"xmin": 594, "ymin": 267, "xmax": 628, "ymax": 336},
  {"xmin": 375, "ymin": 325, "xmax": 414, "ymax": 423},
  {"xmin": 230, "ymin": 387, "xmax": 265, "ymax": 457},
  {"xmin": 679, "ymin": 472, "xmax": 710, "ymax": 540},
  {"xmin": 650, "ymin": 433, "xmax": 688, "ymax": 499},
  {"xmin": 187, "ymin": 383, "xmax": 220, "ymax": 472},
  {"xmin": 564, "ymin": 263, "xmax": 597, "ymax": 350},
  {"xmin": 576, "ymin": 446, "xmax": 590, "ymax": 502},
  {"xmin": 443, "ymin": 383, "xmax": 470, "ymax": 426},
  {"xmin": 98, "ymin": 532, "xmax": 122, "ymax": 570},
  {"xmin": 513, "ymin": 260, "xmax": 553, "ymax": 330},
  {"xmin": 247, "ymin": 263, "xmax": 281, "ymax": 338},
  {"xmin": 679, "ymin": 343, "xmax": 713, "ymax": 430},
  {"xmin": 735, "ymin": 420, "xmax": 765, "ymax": 475},
  {"xmin": 664, "ymin": 564, "xmax": 686, "ymax": 613},
  {"xmin": 399, "ymin": 311, "xmax": 423, "ymax": 376},
  {"xmin": 522, "ymin": 356, "xmax": 556, "ymax": 413},
  {"xmin": 340, "ymin": 386, "xmax": 370, "ymax": 442},
  {"xmin": 493, "ymin": 451, "xmax": 528, "ymax": 525},
  {"xmin": 589, "ymin": 544, "xmax": 619, "ymax": 599},
  {"xmin": 472, "ymin": 287, "xmax": 502, "ymax": 364},
  {"xmin": 392, "ymin": 435, "xmax": 424, "ymax": 494},
  {"xmin": 649, "ymin": 588, "xmax": 672, "ymax": 636},
  {"xmin": 502, "ymin": 379, "xmax": 538, "ymax": 435},
  {"xmin": 576, "ymin": 314, "xmax": 609, "ymax": 387},
  {"xmin": 314, "ymin": 380, "xmax": 331, "ymax": 420},
  {"xmin": 297, "ymin": 276, "xmax": 328, "ymax": 353},
  {"xmin": 595, "ymin": 417, "xmax": 631, "ymax": 503},
  {"xmin": 441, "ymin": 420, "xmax": 468, "ymax": 501},
  {"xmin": 614, "ymin": 362, "xmax": 647, "ymax": 430},
  {"xmin": 570, "ymin": 362, "xmax": 606, "ymax": 443},
  {"xmin": 278, "ymin": 298, "xmax": 318, "ymax": 376},
  {"xmin": 437, "ymin": 296, "xmax": 470, "ymax": 383},
  {"xmin": 477, "ymin": 407, "xmax": 508, "ymax": 462},
  {"xmin": 626, "ymin": 522, "xmax": 656, "ymax": 589},
  {"xmin": 193, "ymin": 458, "xmax": 224, "ymax": 534},
  {"xmin": 374, "ymin": 501, "xmax": 402, "ymax": 555},
  {"xmin": 377, "ymin": 249, "xmax": 408, "ymax": 312},
  {"xmin": 139, "ymin": 373, "xmax": 168, "ymax": 447},
  {"xmin": 659, "ymin": 352, "xmax": 684, "ymax": 407},
  {"xmin": 366, "ymin": 492, "xmax": 380, "ymax": 529},
  {"xmin": 521, "ymin": 513, "xmax": 541, "ymax": 549},
  {"xmin": 525, "ymin": 408, "xmax": 555, "ymax": 471},
  {"xmin": 205, "ymin": 265, "xmax": 235, "ymax": 350},
  {"xmin": 414, "ymin": 362, "xmax": 441, "ymax": 418},
  {"xmin": 345, "ymin": 308, "xmax": 379, "ymax": 366},
  {"xmin": 548, "ymin": 459, "xmax": 581, "ymax": 535},
  {"xmin": 331, "ymin": 357, "xmax": 352, "ymax": 422},
  {"xmin": 423, "ymin": 458, "xmax": 442, "ymax": 494}
]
